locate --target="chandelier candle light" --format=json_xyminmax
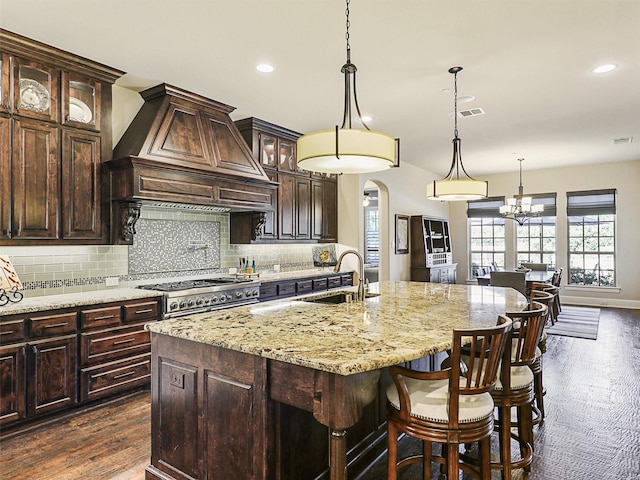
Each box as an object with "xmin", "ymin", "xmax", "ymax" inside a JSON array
[
  {"xmin": 296, "ymin": 0, "xmax": 399, "ymax": 174},
  {"xmin": 427, "ymin": 66, "xmax": 488, "ymax": 201},
  {"xmin": 499, "ymin": 158, "xmax": 543, "ymax": 225}
]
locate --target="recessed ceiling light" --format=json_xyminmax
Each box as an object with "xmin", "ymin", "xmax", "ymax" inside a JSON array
[
  {"xmin": 592, "ymin": 64, "xmax": 617, "ymax": 74},
  {"xmin": 360, "ymin": 115, "xmax": 372, "ymax": 123},
  {"xmin": 256, "ymin": 64, "xmax": 274, "ymax": 73},
  {"xmin": 458, "ymin": 95, "xmax": 475, "ymax": 103}
]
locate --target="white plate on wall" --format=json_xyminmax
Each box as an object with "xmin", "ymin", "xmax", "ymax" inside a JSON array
[{"xmin": 69, "ymin": 97, "xmax": 92, "ymax": 123}]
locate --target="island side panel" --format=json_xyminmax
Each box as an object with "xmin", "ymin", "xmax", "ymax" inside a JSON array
[{"xmin": 147, "ymin": 333, "xmax": 270, "ymax": 480}]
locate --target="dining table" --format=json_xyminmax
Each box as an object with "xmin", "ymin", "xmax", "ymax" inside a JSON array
[{"xmin": 476, "ymin": 269, "xmax": 555, "ymax": 286}]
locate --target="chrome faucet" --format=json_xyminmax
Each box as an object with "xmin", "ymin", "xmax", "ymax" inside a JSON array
[{"xmin": 334, "ymin": 249, "xmax": 365, "ymax": 301}]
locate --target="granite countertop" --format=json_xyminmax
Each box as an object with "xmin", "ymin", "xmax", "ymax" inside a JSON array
[
  {"xmin": 147, "ymin": 281, "xmax": 527, "ymax": 376},
  {"xmin": 0, "ymin": 288, "xmax": 163, "ymax": 317}
]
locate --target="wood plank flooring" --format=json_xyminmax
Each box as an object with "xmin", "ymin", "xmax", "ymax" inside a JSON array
[{"xmin": 1, "ymin": 307, "xmax": 638, "ymax": 479}]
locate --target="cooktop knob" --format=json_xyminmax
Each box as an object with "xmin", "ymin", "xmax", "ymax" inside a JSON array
[
  {"xmin": 236, "ymin": 291, "xmax": 243, "ymax": 298},
  {"xmin": 219, "ymin": 296, "xmax": 227, "ymax": 303},
  {"xmin": 188, "ymin": 299, "xmax": 195, "ymax": 307},
  {"xmin": 211, "ymin": 295, "xmax": 218, "ymax": 303},
  {"xmin": 170, "ymin": 302, "xmax": 178, "ymax": 310},
  {"xmin": 179, "ymin": 301, "xmax": 187, "ymax": 309},
  {"xmin": 196, "ymin": 298, "xmax": 204, "ymax": 305}
]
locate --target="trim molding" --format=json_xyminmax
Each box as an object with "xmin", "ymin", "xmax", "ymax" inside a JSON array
[{"xmin": 562, "ymin": 295, "xmax": 640, "ymax": 310}]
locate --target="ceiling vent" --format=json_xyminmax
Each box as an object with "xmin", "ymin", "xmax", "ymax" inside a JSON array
[
  {"xmin": 611, "ymin": 137, "xmax": 633, "ymax": 145},
  {"xmin": 450, "ymin": 107, "xmax": 485, "ymax": 118}
]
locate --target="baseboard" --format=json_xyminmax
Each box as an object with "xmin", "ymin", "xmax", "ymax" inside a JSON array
[{"xmin": 562, "ymin": 295, "xmax": 640, "ymax": 309}]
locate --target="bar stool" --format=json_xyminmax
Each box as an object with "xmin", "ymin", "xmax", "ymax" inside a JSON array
[
  {"xmin": 531, "ymin": 282, "xmax": 559, "ymax": 324},
  {"xmin": 526, "ymin": 290, "xmax": 555, "ymax": 423},
  {"xmin": 490, "ymin": 302, "xmax": 547, "ymax": 480},
  {"xmin": 386, "ymin": 316, "xmax": 513, "ymax": 480}
]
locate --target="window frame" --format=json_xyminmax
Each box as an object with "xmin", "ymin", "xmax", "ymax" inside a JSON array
[{"xmin": 566, "ymin": 189, "xmax": 616, "ymax": 287}]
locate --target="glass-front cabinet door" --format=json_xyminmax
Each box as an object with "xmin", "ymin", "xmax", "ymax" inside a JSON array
[
  {"xmin": 0, "ymin": 54, "xmax": 11, "ymax": 113},
  {"xmin": 62, "ymin": 72, "xmax": 100, "ymax": 130},
  {"xmin": 258, "ymin": 132, "xmax": 277, "ymax": 169},
  {"xmin": 278, "ymin": 138, "xmax": 297, "ymax": 173},
  {"xmin": 14, "ymin": 59, "xmax": 58, "ymax": 121}
]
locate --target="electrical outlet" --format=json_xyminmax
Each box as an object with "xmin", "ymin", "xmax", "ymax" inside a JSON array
[
  {"xmin": 273, "ymin": 264, "xmax": 280, "ymax": 272},
  {"xmin": 105, "ymin": 277, "xmax": 119, "ymax": 287},
  {"xmin": 229, "ymin": 267, "xmax": 238, "ymax": 275}
]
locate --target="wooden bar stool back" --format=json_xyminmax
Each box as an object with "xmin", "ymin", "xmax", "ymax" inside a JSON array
[
  {"xmin": 490, "ymin": 302, "xmax": 548, "ymax": 480},
  {"xmin": 386, "ymin": 315, "xmax": 513, "ymax": 480}
]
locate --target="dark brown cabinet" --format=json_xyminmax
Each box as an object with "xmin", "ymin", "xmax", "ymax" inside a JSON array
[
  {"xmin": 231, "ymin": 117, "xmax": 338, "ymax": 244},
  {"xmin": 0, "ymin": 295, "xmax": 161, "ymax": 429},
  {"xmin": 410, "ymin": 216, "xmax": 457, "ymax": 284},
  {"xmin": 259, "ymin": 272, "xmax": 353, "ymax": 302},
  {"xmin": 0, "ymin": 29, "xmax": 123, "ymax": 245}
]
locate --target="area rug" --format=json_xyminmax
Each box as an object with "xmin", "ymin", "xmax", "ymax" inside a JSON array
[{"xmin": 545, "ymin": 305, "xmax": 600, "ymax": 340}]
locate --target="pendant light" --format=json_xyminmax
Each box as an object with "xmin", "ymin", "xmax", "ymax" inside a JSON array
[
  {"xmin": 499, "ymin": 158, "xmax": 543, "ymax": 225},
  {"xmin": 427, "ymin": 66, "xmax": 488, "ymax": 201},
  {"xmin": 296, "ymin": 0, "xmax": 399, "ymax": 174}
]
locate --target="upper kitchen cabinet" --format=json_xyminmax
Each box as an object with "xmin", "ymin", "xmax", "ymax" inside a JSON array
[
  {"xmin": 231, "ymin": 118, "xmax": 338, "ymax": 244},
  {"xmin": 235, "ymin": 117, "xmax": 306, "ymax": 175},
  {"xmin": 0, "ymin": 29, "xmax": 124, "ymax": 245}
]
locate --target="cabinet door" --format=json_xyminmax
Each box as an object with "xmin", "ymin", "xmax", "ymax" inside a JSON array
[
  {"xmin": 12, "ymin": 118, "xmax": 59, "ymax": 239},
  {"xmin": 278, "ymin": 174, "xmax": 296, "ymax": 239},
  {"xmin": 27, "ymin": 334, "xmax": 77, "ymax": 417},
  {"xmin": 261, "ymin": 171, "xmax": 278, "ymax": 239},
  {"xmin": 0, "ymin": 115, "xmax": 10, "ymax": 239},
  {"xmin": 322, "ymin": 180, "xmax": 337, "ymax": 241},
  {"xmin": 13, "ymin": 58, "xmax": 59, "ymax": 122},
  {"xmin": 278, "ymin": 137, "xmax": 297, "ymax": 173},
  {"xmin": 0, "ymin": 344, "xmax": 26, "ymax": 426},
  {"xmin": 258, "ymin": 132, "xmax": 277, "ymax": 169},
  {"xmin": 311, "ymin": 181, "xmax": 324, "ymax": 240},
  {"xmin": 61, "ymin": 129, "xmax": 102, "ymax": 239},
  {"xmin": 295, "ymin": 177, "xmax": 310, "ymax": 239}
]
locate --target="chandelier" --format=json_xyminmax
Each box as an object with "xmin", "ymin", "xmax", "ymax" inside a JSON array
[
  {"xmin": 499, "ymin": 158, "xmax": 543, "ymax": 225},
  {"xmin": 427, "ymin": 66, "xmax": 488, "ymax": 201},
  {"xmin": 296, "ymin": 0, "xmax": 399, "ymax": 174}
]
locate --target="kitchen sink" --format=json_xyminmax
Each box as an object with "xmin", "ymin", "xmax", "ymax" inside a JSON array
[{"xmin": 302, "ymin": 291, "xmax": 381, "ymax": 304}]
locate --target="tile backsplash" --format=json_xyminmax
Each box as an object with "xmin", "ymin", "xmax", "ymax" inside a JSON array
[{"xmin": 1, "ymin": 205, "xmax": 334, "ymax": 297}]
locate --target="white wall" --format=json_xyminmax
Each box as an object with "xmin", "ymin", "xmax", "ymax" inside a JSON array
[
  {"xmin": 338, "ymin": 162, "xmax": 450, "ymax": 281},
  {"xmin": 449, "ymin": 159, "xmax": 640, "ymax": 308}
]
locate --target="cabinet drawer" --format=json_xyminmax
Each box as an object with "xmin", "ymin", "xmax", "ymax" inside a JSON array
[
  {"xmin": 80, "ymin": 324, "xmax": 150, "ymax": 366},
  {"xmin": 260, "ymin": 282, "xmax": 278, "ymax": 299},
  {"xmin": 80, "ymin": 353, "xmax": 151, "ymax": 402},
  {"xmin": 122, "ymin": 299, "xmax": 160, "ymax": 323},
  {"xmin": 0, "ymin": 319, "xmax": 25, "ymax": 344},
  {"xmin": 29, "ymin": 312, "xmax": 77, "ymax": 338},
  {"xmin": 327, "ymin": 276, "xmax": 342, "ymax": 289},
  {"xmin": 296, "ymin": 279, "xmax": 313, "ymax": 294},
  {"xmin": 277, "ymin": 282, "xmax": 296, "ymax": 297},
  {"xmin": 340, "ymin": 274, "xmax": 353, "ymax": 286},
  {"xmin": 80, "ymin": 306, "xmax": 121, "ymax": 329},
  {"xmin": 312, "ymin": 278, "xmax": 328, "ymax": 291}
]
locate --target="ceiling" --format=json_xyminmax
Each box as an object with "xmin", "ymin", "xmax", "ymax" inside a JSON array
[{"xmin": 1, "ymin": 0, "xmax": 639, "ymax": 176}]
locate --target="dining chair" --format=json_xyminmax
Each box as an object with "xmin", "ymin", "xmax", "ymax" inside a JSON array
[
  {"xmin": 520, "ymin": 262, "xmax": 548, "ymax": 271},
  {"xmin": 490, "ymin": 271, "xmax": 527, "ymax": 297},
  {"xmin": 386, "ymin": 315, "xmax": 513, "ymax": 480}
]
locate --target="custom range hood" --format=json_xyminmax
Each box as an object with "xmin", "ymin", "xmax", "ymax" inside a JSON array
[{"xmin": 106, "ymin": 84, "xmax": 277, "ymax": 244}]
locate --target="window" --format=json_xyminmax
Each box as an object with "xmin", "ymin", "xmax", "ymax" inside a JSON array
[
  {"xmin": 468, "ymin": 197, "xmax": 506, "ymax": 278},
  {"xmin": 567, "ymin": 189, "xmax": 616, "ymax": 286},
  {"xmin": 364, "ymin": 206, "xmax": 379, "ymax": 265},
  {"xmin": 516, "ymin": 193, "xmax": 557, "ymax": 267}
]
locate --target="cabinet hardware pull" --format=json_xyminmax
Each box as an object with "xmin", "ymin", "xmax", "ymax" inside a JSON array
[
  {"xmin": 0, "ymin": 330, "xmax": 14, "ymax": 335},
  {"xmin": 94, "ymin": 315, "xmax": 115, "ymax": 321},
  {"xmin": 43, "ymin": 323, "xmax": 69, "ymax": 329},
  {"xmin": 134, "ymin": 309, "xmax": 153, "ymax": 314},
  {"xmin": 113, "ymin": 338, "xmax": 136, "ymax": 345},
  {"xmin": 113, "ymin": 371, "xmax": 136, "ymax": 380}
]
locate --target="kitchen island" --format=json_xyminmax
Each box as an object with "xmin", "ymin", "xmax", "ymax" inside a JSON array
[{"xmin": 145, "ymin": 281, "xmax": 527, "ymax": 480}]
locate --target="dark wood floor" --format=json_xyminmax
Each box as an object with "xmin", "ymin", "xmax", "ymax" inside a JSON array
[{"xmin": 1, "ymin": 307, "xmax": 638, "ymax": 480}]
